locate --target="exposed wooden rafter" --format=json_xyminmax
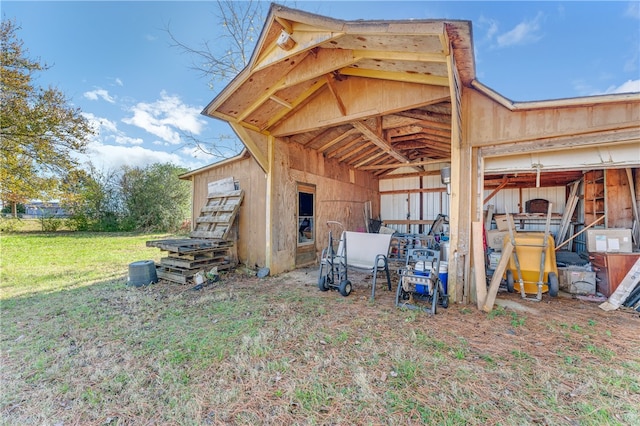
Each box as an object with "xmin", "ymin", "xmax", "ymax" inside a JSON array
[
  {"xmin": 351, "ymin": 121, "xmax": 411, "ymax": 164},
  {"xmin": 338, "ymin": 67, "xmax": 450, "ymax": 86}
]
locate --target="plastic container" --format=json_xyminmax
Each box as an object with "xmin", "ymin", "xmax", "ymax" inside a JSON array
[
  {"xmin": 128, "ymin": 260, "xmax": 158, "ymax": 287},
  {"xmin": 438, "ymin": 261, "xmax": 448, "ymax": 295},
  {"xmin": 414, "ymin": 261, "xmax": 428, "ymax": 276}
]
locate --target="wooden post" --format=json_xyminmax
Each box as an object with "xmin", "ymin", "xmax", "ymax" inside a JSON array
[
  {"xmin": 472, "ymin": 221, "xmax": 487, "ymax": 310},
  {"xmin": 265, "ymin": 135, "xmax": 276, "ymax": 269}
]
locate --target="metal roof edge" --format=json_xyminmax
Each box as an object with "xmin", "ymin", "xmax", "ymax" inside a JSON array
[
  {"xmin": 471, "ymin": 79, "xmax": 640, "ymax": 110},
  {"xmin": 179, "ymin": 149, "xmax": 250, "ymax": 179}
]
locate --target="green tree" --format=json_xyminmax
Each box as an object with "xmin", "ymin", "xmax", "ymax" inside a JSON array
[
  {"xmin": 0, "ymin": 19, "xmax": 93, "ymax": 216},
  {"xmin": 120, "ymin": 163, "xmax": 191, "ymax": 232},
  {"xmin": 61, "ymin": 166, "xmax": 123, "ymax": 231}
]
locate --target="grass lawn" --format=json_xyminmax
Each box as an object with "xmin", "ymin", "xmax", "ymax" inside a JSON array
[{"xmin": 1, "ymin": 231, "xmax": 639, "ymax": 425}]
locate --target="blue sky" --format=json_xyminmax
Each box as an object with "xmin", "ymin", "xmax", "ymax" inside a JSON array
[{"xmin": 3, "ymin": 1, "xmax": 639, "ymax": 172}]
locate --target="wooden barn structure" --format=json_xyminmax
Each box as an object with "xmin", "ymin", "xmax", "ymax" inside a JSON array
[{"xmin": 180, "ymin": 4, "xmax": 640, "ymax": 303}]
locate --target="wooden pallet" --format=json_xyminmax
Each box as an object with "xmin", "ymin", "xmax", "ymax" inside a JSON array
[
  {"xmin": 146, "ymin": 238, "xmax": 233, "ymax": 253},
  {"xmin": 156, "ymin": 261, "xmax": 234, "ymax": 285},
  {"xmin": 146, "ymin": 189, "xmax": 244, "ymax": 284},
  {"xmin": 146, "ymin": 238, "xmax": 237, "ymax": 284},
  {"xmin": 190, "ymin": 190, "xmax": 244, "ymax": 239}
]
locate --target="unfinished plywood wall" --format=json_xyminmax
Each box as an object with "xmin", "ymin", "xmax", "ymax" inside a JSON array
[
  {"xmin": 269, "ymin": 140, "xmax": 380, "ymax": 273},
  {"xmin": 605, "ymin": 168, "xmax": 634, "ymax": 229},
  {"xmin": 190, "ymin": 157, "xmax": 267, "ymax": 268}
]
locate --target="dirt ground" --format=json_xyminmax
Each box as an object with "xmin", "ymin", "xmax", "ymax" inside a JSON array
[{"xmin": 279, "ymin": 265, "xmax": 640, "ymax": 342}]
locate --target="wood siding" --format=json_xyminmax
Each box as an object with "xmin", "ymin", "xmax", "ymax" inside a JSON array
[
  {"xmin": 188, "ymin": 157, "xmax": 267, "ymax": 269},
  {"xmin": 269, "ymin": 140, "xmax": 380, "ymax": 273}
]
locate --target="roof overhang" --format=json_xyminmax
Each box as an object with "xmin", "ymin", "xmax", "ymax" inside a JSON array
[{"xmin": 202, "ymin": 3, "xmax": 474, "ymax": 176}]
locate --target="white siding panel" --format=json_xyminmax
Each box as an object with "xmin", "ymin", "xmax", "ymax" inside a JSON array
[
  {"xmin": 483, "ymin": 186, "xmax": 567, "ymax": 233},
  {"xmin": 380, "ymin": 172, "xmax": 450, "ymax": 233},
  {"xmin": 484, "ymin": 142, "xmax": 640, "ymax": 173}
]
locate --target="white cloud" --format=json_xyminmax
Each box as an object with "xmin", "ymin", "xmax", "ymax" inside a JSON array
[
  {"xmin": 82, "ymin": 112, "xmax": 145, "ymax": 146},
  {"xmin": 496, "ymin": 13, "xmax": 544, "ymax": 47},
  {"xmin": 478, "ymin": 15, "xmax": 499, "ymax": 42},
  {"xmin": 113, "ymin": 135, "xmax": 144, "ymax": 145},
  {"xmin": 81, "ymin": 142, "xmax": 206, "ymax": 171},
  {"xmin": 83, "ymin": 88, "xmax": 116, "ymax": 103},
  {"xmin": 82, "ymin": 112, "xmax": 118, "ymax": 134},
  {"xmin": 122, "ymin": 91, "xmax": 207, "ymax": 145},
  {"xmin": 576, "ymin": 79, "xmax": 640, "ymax": 96},
  {"xmin": 603, "ymin": 79, "xmax": 640, "ymax": 94},
  {"xmin": 115, "ymin": 78, "xmax": 123, "ymax": 87}
]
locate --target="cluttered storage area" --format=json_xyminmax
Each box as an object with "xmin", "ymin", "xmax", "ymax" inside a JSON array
[
  {"xmin": 377, "ymin": 165, "xmax": 640, "ymax": 311},
  {"xmin": 482, "ymin": 168, "xmax": 639, "ymax": 306}
]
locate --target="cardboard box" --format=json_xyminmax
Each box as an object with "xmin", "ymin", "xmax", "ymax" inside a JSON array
[
  {"xmin": 586, "ymin": 229, "xmax": 633, "ymax": 253},
  {"xmin": 486, "ymin": 229, "xmax": 510, "ymax": 251},
  {"xmin": 494, "ymin": 215, "xmax": 508, "ymax": 231},
  {"xmin": 558, "ymin": 267, "xmax": 596, "ymax": 295}
]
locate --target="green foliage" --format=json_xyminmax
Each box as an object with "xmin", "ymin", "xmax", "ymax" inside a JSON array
[
  {"xmin": 120, "ymin": 163, "xmax": 190, "ymax": 232},
  {"xmin": 1, "ymin": 203, "xmax": 24, "ymax": 215},
  {"xmin": 39, "ymin": 216, "xmax": 63, "ymax": 232},
  {"xmin": 57, "ymin": 163, "xmax": 191, "ymax": 232},
  {"xmin": 0, "ymin": 20, "xmax": 94, "ymax": 211},
  {"xmin": 0, "ymin": 217, "xmax": 21, "ymax": 232}
]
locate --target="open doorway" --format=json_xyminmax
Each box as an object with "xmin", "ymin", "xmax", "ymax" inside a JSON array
[{"xmin": 296, "ymin": 183, "xmax": 316, "ymax": 266}]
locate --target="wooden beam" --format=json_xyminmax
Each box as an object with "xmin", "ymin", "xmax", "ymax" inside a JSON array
[
  {"xmin": 263, "ymin": 79, "xmax": 327, "ymax": 130},
  {"xmin": 353, "ymin": 49, "xmax": 448, "ymax": 63},
  {"xmin": 265, "ymin": 135, "xmax": 276, "ymax": 270},
  {"xmin": 378, "ymin": 170, "xmax": 441, "ymax": 180},
  {"xmin": 317, "ymin": 128, "xmax": 359, "ymax": 152},
  {"xmin": 358, "ymin": 157, "xmax": 451, "ymax": 170},
  {"xmin": 352, "ymin": 121, "xmax": 411, "ymax": 164},
  {"xmin": 472, "ymin": 221, "xmax": 487, "ymax": 310},
  {"xmin": 241, "ymin": 48, "xmax": 357, "ymax": 122},
  {"xmin": 326, "ymin": 136, "xmax": 365, "ymax": 159},
  {"xmin": 344, "ymin": 145, "xmax": 379, "ymax": 164},
  {"xmin": 269, "ymin": 95, "xmax": 292, "ymax": 109},
  {"xmin": 480, "ymin": 127, "xmax": 640, "ymax": 157},
  {"xmin": 338, "ymin": 67, "xmax": 450, "ymax": 86},
  {"xmin": 325, "ymin": 74, "xmax": 347, "ymax": 116},
  {"xmin": 229, "ymin": 122, "xmax": 269, "ymax": 173},
  {"xmin": 483, "ymin": 177, "xmax": 509, "ymax": 205},
  {"xmin": 274, "ymin": 16, "xmax": 293, "ymax": 34},
  {"xmin": 379, "ymin": 187, "xmax": 446, "ymax": 195},
  {"xmin": 353, "ymin": 151, "xmax": 386, "ymax": 168}
]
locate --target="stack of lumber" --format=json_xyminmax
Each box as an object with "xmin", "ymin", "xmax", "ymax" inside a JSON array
[{"xmin": 146, "ymin": 189, "xmax": 244, "ymax": 284}]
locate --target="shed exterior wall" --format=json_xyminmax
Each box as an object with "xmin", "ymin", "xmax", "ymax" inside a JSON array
[
  {"xmin": 189, "ymin": 156, "xmax": 267, "ymax": 269},
  {"xmin": 187, "ymin": 139, "xmax": 380, "ymax": 275}
]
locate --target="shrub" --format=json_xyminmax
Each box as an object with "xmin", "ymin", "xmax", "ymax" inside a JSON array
[{"xmin": 40, "ymin": 216, "xmax": 64, "ymax": 232}]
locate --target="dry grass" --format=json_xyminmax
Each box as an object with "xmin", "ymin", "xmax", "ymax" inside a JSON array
[{"xmin": 2, "ymin": 248, "xmax": 640, "ymax": 425}]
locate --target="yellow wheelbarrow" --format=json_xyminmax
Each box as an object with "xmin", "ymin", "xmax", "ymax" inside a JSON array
[{"xmin": 503, "ymin": 206, "xmax": 559, "ymax": 301}]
